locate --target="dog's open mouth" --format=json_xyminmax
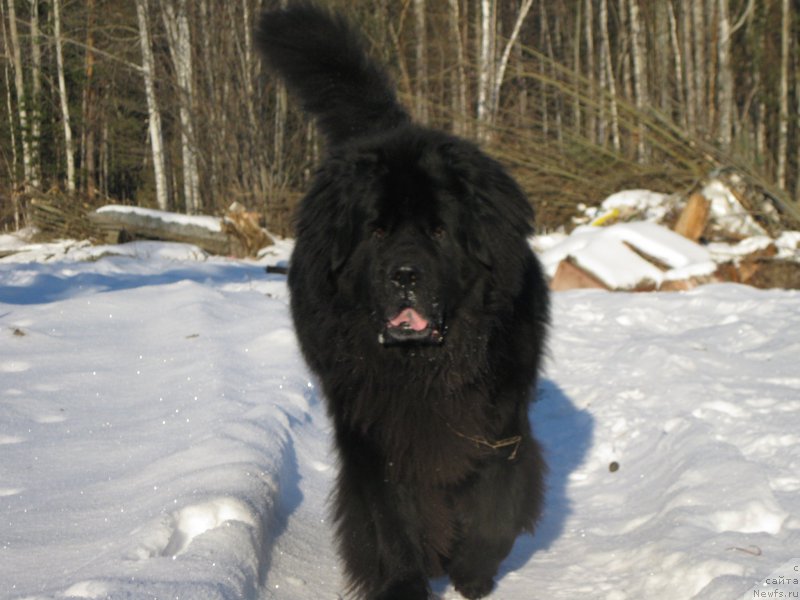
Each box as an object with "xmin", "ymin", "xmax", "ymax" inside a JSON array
[{"xmin": 379, "ymin": 308, "xmax": 444, "ymax": 346}]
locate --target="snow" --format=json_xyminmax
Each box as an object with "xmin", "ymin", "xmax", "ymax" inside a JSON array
[
  {"xmin": 96, "ymin": 205, "xmax": 224, "ymax": 233},
  {"xmin": 2, "ymin": 236, "xmax": 800, "ymax": 600},
  {"xmin": 539, "ymin": 221, "xmax": 717, "ymax": 289},
  {"xmin": 584, "ymin": 189, "xmax": 676, "ymax": 225},
  {"xmin": 706, "ymin": 232, "xmax": 800, "ymax": 263},
  {"xmin": 701, "ymin": 180, "xmax": 769, "ymax": 238}
]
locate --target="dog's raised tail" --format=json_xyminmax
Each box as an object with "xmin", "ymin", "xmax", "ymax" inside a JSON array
[{"xmin": 256, "ymin": 3, "xmax": 409, "ymax": 147}]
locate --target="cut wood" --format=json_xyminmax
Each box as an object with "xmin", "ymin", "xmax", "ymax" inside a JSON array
[
  {"xmin": 674, "ymin": 192, "xmax": 710, "ymax": 241},
  {"xmin": 658, "ymin": 273, "xmax": 721, "ymax": 291},
  {"xmin": 550, "ymin": 257, "xmax": 610, "ymax": 291},
  {"xmin": 222, "ymin": 202, "xmax": 274, "ymax": 258}
]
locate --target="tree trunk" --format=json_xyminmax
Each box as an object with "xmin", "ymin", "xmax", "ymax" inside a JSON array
[
  {"xmin": 447, "ymin": 0, "xmax": 468, "ymax": 136},
  {"xmin": 796, "ymin": 72, "xmax": 800, "ymax": 201},
  {"xmin": 667, "ymin": 2, "xmax": 689, "ymax": 129},
  {"xmin": 53, "ymin": 0, "xmax": 76, "ymax": 193},
  {"xmin": 777, "ymin": 0, "xmax": 790, "ymax": 189},
  {"xmin": 100, "ymin": 119, "xmax": 109, "ymax": 197},
  {"xmin": 489, "ymin": 0, "xmax": 533, "ymax": 125},
  {"xmin": 1, "ymin": 2, "xmax": 15, "ymax": 174},
  {"xmin": 242, "ymin": 0, "xmax": 260, "ymax": 194},
  {"xmin": 514, "ymin": 19, "xmax": 527, "ymax": 132},
  {"xmin": 600, "ymin": 0, "xmax": 620, "ymax": 151},
  {"xmin": 584, "ymin": 0, "xmax": 596, "ymax": 144},
  {"xmin": 680, "ymin": 0, "xmax": 696, "ymax": 131},
  {"xmin": 539, "ymin": 1, "xmax": 563, "ymax": 143},
  {"xmin": 716, "ymin": 0, "xmax": 734, "ymax": 150},
  {"xmin": 476, "ymin": 0, "xmax": 496, "ymax": 142},
  {"xmin": 161, "ymin": 0, "xmax": 201, "ymax": 213},
  {"xmin": 81, "ymin": 0, "xmax": 97, "ymax": 200},
  {"xmin": 572, "ymin": 0, "xmax": 582, "ymax": 136},
  {"xmin": 5, "ymin": 0, "xmax": 35, "ymax": 190},
  {"xmin": 655, "ymin": 3, "xmax": 671, "ymax": 112},
  {"xmin": 28, "ymin": 0, "xmax": 41, "ymax": 188},
  {"xmin": 272, "ymin": 0, "xmax": 289, "ymax": 193},
  {"xmin": 135, "ymin": 0, "xmax": 169, "ymax": 210},
  {"xmin": 1, "ymin": 0, "xmax": 19, "ymax": 226},
  {"xmin": 273, "ymin": 83, "xmax": 288, "ymax": 184},
  {"xmin": 413, "ymin": 0, "xmax": 429, "ymax": 124},
  {"xmin": 692, "ymin": 0, "xmax": 706, "ymax": 132},
  {"xmin": 539, "ymin": 1, "xmax": 550, "ymax": 138},
  {"xmin": 618, "ymin": 0, "xmax": 633, "ymax": 102},
  {"xmin": 628, "ymin": 0, "xmax": 647, "ymax": 161}
]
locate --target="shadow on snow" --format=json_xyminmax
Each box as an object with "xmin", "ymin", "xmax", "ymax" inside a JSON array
[
  {"xmin": 503, "ymin": 379, "xmax": 594, "ymax": 571},
  {"xmin": 0, "ymin": 257, "xmax": 281, "ymax": 305}
]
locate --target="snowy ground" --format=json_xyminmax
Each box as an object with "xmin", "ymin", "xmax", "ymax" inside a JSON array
[{"xmin": 1, "ymin": 239, "xmax": 799, "ymax": 600}]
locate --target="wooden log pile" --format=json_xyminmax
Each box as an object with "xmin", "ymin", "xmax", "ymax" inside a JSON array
[
  {"xmin": 548, "ymin": 174, "xmax": 800, "ymax": 292},
  {"xmin": 29, "ymin": 191, "xmax": 100, "ymax": 241}
]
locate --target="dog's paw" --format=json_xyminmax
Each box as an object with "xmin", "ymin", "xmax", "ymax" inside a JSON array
[{"xmin": 453, "ymin": 576, "xmax": 495, "ymax": 600}]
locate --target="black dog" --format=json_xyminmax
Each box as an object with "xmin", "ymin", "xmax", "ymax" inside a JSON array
[{"xmin": 257, "ymin": 4, "xmax": 549, "ymax": 599}]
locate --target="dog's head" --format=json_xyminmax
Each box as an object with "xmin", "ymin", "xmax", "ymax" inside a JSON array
[{"xmin": 312, "ymin": 130, "xmax": 534, "ymax": 348}]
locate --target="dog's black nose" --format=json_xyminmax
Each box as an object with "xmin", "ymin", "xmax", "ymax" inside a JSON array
[{"xmin": 391, "ymin": 265, "xmax": 419, "ymax": 288}]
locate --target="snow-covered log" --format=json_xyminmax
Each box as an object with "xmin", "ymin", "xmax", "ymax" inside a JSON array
[{"xmin": 88, "ymin": 205, "xmax": 272, "ymax": 257}]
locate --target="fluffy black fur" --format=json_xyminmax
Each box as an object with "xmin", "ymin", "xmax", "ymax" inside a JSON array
[{"xmin": 257, "ymin": 4, "xmax": 550, "ymax": 599}]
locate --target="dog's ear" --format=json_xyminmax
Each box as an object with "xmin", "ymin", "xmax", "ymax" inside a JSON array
[
  {"xmin": 465, "ymin": 218, "xmax": 493, "ymax": 268},
  {"xmin": 327, "ymin": 153, "xmax": 380, "ymax": 272},
  {"xmin": 436, "ymin": 142, "xmax": 495, "ymax": 269}
]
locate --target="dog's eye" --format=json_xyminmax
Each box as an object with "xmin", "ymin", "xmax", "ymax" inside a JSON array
[
  {"xmin": 372, "ymin": 227, "xmax": 386, "ymax": 239},
  {"xmin": 431, "ymin": 226, "xmax": 446, "ymax": 239}
]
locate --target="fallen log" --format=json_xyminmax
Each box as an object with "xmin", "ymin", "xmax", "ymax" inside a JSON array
[{"xmin": 88, "ymin": 205, "xmax": 272, "ymax": 257}]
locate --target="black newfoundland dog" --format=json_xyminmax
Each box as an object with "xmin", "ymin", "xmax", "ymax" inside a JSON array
[{"xmin": 257, "ymin": 4, "xmax": 549, "ymax": 599}]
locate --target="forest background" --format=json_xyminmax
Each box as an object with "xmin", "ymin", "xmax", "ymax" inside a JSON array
[{"xmin": 2, "ymin": 0, "xmax": 800, "ymax": 236}]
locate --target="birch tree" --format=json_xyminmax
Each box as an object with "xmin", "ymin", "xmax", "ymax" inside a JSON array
[
  {"xmin": 476, "ymin": 0, "xmax": 534, "ymax": 141},
  {"xmin": 796, "ymin": 74, "xmax": 800, "ymax": 200},
  {"xmin": 584, "ymin": 0, "xmax": 596, "ymax": 144},
  {"xmin": 81, "ymin": 0, "xmax": 97, "ymax": 200},
  {"xmin": 476, "ymin": 0, "xmax": 496, "ymax": 141},
  {"xmin": 272, "ymin": 0, "xmax": 289, "ymax": 190},
  {"xmin": 5, "ymin": 0, "xmax": 36, "ymax": 190},
  {"xmin": 447, "ymin": 0, "xmax": 468, "ymax": 136},
  {"xmin": 716, "ymin": 0, "xmax": 734, "ymax": 150},
  {"xmin": 572, "ymin": 1, "xmax": 582, "ymax": 136},
  {"xmin": 29, "ymin": 0, "xmax": 41, "ymax": 187},
  {"xmin": 668, "ymin": 6, "xmax": 683, "ymax": 102},
  {"xmin": 628, "ymin": 0, "xmax": 647, "ymax": 161},
  {"xmin": 1, "ymin": 0, "xmax": 19, "ymax": 226},
  {"xmin": 161, "ymin": 0, "xmax": 201, "ymax": 213},
  {"xmin": 599, "ymin": 0, "xmax": 620, "ymax": 151},
  {"xmin": 680, "ymin": 0, "xmax": 696, "ymax": 131},
  {"xmin": 692, "ymin": 0, "xmax": 706, "ymax": 130},
  {"xmin": 53, "ymin": 0, "xmax": 76, "ymax": 193},
  {"xmin": 488, "ymin": 0, "xmax": 533, "ymax": 122},
  {"xmin": 776, "ymin": 0, "xmax": 790, "ymax": 189},
  {"xmin": 136, "ymin": 0, "xmax": 169, "ymax": 210}
]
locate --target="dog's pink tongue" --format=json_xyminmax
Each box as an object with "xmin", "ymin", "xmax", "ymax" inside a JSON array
[{"xmin": 389, "ymin": 308, "xmax": 429, "ymax": 332}]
